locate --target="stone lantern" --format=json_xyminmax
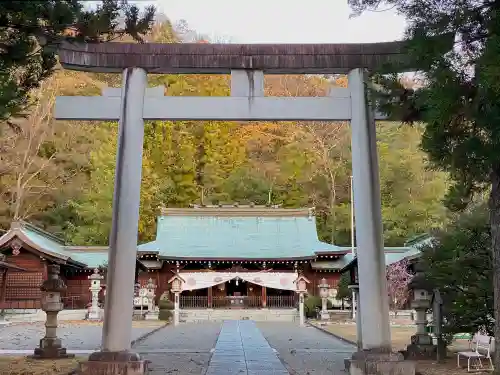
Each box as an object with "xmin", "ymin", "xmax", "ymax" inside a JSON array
[
  {"xmin": 294, "ymin": 275, "xmax": 310, "ymax": 326},
  {"xmin": 406, "ymin": 261, "xmax": 436, "ymax": 359},
  {"xmin": 87, "ymin": 268, "xmax": 103, "ymax": 321},
  {"xmin": 168, "ymin": 274, "xmax": 185, "ymax": 326},
  {"xmin": 318, "ymin": 278, "xmax": 330, "ymax": 320},
  {"xmin": 31, "ymin": 265, "xmax": 74, "ymax": 359},
  {"xmin": 144, "ymin": 278, "xmax": 159, "ymax": 320}
]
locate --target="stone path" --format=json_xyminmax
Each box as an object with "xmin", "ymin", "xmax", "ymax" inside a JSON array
[
  {"xmin": 206, "ymin": 320, "xmax": 288, "ymax": 375},
  {"xmin": 258, "ymin": 322, "xmax": 355, "ymax": 375},
  {"xmin": 133, "ymin": 322, "xmax": 221, "ymax": 374}
]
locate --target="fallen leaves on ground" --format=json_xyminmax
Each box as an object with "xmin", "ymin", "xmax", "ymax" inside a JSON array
[{"xmin": 0, "ymin": 356, "xmax": 82, "ymax": 375}]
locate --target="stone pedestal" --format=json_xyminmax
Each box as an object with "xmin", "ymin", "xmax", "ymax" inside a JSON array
[
  {"xmin": 406, "ymin": 334, "xmax": 442, "ymax": 359},
  {"xmin": 349, "ymin": 350, "xmax": 415, "ymax": 375},
  {"xmin": 298, "ymin": 293, "xmax": 305, "ymax": 326},
  {"xmin": 145, "ymin": 310, "xmax": 159, "ymax": 320},
  {"xmin": 320, "ymin": 310, "xmax": 330, "ymax": 320},
  {"xmin": 77, "ymin": 351, "xmax": 148, "ymax": 375},
  {"xmin": 174, "ymin": 292, "xmax": 180, "ymax": 326}
]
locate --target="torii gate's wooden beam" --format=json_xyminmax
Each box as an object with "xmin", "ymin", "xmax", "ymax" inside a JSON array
[{"xmin": 58, "ymin": 40, "xmax": 413, "ymax": 74}]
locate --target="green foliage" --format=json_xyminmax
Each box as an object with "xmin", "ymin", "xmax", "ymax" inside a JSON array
[
  {"xmin": 304, "ymin": 295, "xmax": 333, "ymax": 318},
  {"xmin": 0, "ymin": 0, "xmax": 155, "ymax": 124},
  {"xmin": 158, "ymin": 298, "xmax": 174, "ymax": 310},
  {"xmin": 420, "ymin": 205, "xmax": 493, "ymax": 337},
  {"xmin": 158, "ymin": 295, "xmax": 174, "ymax": 321},
  {"xmin": 336, "ymin": 273, "xmax": 352, "ymax": 302},
  {"xmin": 348, "ymin": 0, "xmax": 499, "ymax": 211},
  {"xmin": 158, "ymin": 309, "xmax": 173, "ymax": 321}
]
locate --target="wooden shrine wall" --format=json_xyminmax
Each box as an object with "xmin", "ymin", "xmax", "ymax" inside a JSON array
[{"xmin": 0, "ymin": 250, "xmax": 45, "ymax": 309}]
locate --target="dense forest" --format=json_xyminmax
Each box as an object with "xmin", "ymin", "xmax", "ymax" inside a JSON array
[{"xmin": 0, "ymin": 21, "xmax": 449, "ymax": 247}]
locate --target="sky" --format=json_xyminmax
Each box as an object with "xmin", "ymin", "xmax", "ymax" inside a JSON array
[{"xmin": 130, "ymin": 0, "xmax": 407, "ymax": 44}]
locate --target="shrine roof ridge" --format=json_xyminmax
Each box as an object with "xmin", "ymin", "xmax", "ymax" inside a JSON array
[
  {"xmin": 160, "ymin": 206, "xmax": 314, "ymax": 217},
  {"xmin": 58, "ymin": 40, "xmax": 412, "ymax": 74}
]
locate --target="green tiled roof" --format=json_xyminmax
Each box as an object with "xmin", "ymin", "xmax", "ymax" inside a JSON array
[
  {"xmin": 20, "ymin": 225, "xmax": 108, "ymax": 268},
  {"xmin": 138, "ymin": 214, "xmax": 343, "ymax": 259},
  {"xmin": 68, "ymin": 251, "xmax": 109, "ymax": 268}
]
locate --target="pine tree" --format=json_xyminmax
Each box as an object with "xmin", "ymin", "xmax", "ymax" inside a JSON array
[{"xmin": 0, "ymin": 0, "xmax": 155, "ymax": 125}]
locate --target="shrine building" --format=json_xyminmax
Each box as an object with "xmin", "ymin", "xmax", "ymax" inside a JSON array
[{"xmin": 0, "ymin": 206, "xmax": 422, "ymax": 320}]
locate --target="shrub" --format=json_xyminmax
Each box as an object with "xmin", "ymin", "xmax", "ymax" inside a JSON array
[
  {"xmin": 158, "ymin": 298, "xmax": 174, "ymax": 310},
  {"xmin": 304, "ymin": 295, "xmax": 332, "ymax": 318},
  {"xmin": 159, "ymin": 309, "xmax": 173, "ymax": 321}
]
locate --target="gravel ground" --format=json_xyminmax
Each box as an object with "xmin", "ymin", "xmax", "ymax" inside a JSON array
[
  {"xmin": 133, "ymin": 322, "xmax": 221, "ymax": 375},
  {"xmin": 0, "ymin": 322, "xmax": 164, "ymax": 350},
  {"xmin": 257, "ymin": 322, "xmax": 356, "ymax": 375}
]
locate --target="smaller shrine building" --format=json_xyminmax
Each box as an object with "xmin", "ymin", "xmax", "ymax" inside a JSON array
[{"xmin": 0, "ymin": 206, "xmax": 423, "ymax": 313}]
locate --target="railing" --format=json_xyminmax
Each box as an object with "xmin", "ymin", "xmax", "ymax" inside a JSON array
[
  {"xmin": 62, "ymin": 295, "xmax": 88, "ymax": 310},
  {"xmin": 212, "ymin": 296, "xmax": 262, "ymax": 309},
  {"xmin": 180, "ymin": 295, "xmax": 296, "ymax": 309},
  {"xmin": 180, "ymin": 296, "xmax": 208, "ymax": 309},
  {"xmin": 267, "ymin": 295, "xmax": 296, "ymax": 309}
]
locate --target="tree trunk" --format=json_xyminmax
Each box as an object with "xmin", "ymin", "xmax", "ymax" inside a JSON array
[{"xmin": 489, "ymin": 166, "xmax": 500, "ymax": 375}]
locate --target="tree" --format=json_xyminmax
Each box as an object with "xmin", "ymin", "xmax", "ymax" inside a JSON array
[
  {"xmin": 420, "ymin": 205, "xmax": 493, "ymax": 339},
  {"xmin": 336, "ymin": 272, "xmax": 352, "ymax": 302},
  {"xmin": 0, "ymin": 0, "xmax": 155, "ymax": 124},
  {"xmin": 0, "ymin": 74, "xmax": 92, "ymax": 230},
  {"xmin": 348, "ymin": 0, "xmax": 500, "ymax": 370},
  {"xmin": 386, "ymin": 258, "xmax": 412, "ymax": 310}
]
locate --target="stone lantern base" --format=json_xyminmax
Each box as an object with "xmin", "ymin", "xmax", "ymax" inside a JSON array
[
  {"xmin": 76, "ymin": 351, "xmax": 149, "ymax": 375},
  {"xmin": 405, "ymin": 333, "xmax": 444, "ymax": 360},
  {"xmin": 30, "ymin": 337, "xmax": 75, "ymax": 359},
  {"xmin": 347, "ymin": 349, "xmax": 415, "ymax": 375}
]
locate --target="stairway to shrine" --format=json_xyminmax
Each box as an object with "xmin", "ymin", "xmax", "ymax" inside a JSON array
[{"xmin": 180, "ymin": 308, "xmax": 299, "ymax": 323}]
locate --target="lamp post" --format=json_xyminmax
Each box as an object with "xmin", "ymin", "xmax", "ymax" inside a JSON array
[
  {"xmin": 168, "ymin": 274, "xmax": 184, "ymax": 326},
  {"xmin": 295, "ymin": 275, "xmax": 310, "ymax": 326},
  {"xmin": 350, "ymin": 175, "xmax": 357, "ymax": 319}
]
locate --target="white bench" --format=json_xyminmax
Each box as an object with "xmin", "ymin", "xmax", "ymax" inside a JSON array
[{"xmin": 457, "ymin": 333, "xmax": 494, "ymax": 372}]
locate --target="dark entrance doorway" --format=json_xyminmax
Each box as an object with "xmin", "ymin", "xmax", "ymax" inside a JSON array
[{"xmin": 226, "ymin": 278, "xmax": 247, "ymax": 296}]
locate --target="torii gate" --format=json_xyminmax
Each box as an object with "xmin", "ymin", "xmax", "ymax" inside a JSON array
[{"xmin": 55, "ymin": 42, "xmax": 411, "ymax": 374}]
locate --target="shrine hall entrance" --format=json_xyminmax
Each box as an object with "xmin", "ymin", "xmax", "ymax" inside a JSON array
[{"xmin": 225, "ymin": 278, "xmax": 247, "ymax": 297}]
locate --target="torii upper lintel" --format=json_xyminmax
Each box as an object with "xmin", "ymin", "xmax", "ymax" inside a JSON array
[{"xmin": 58, "ymin": 40, "xmax": 412, "ymax": 74}]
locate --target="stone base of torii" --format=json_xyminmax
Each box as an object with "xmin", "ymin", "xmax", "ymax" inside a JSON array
[{"xmin": 55, "ymin": 41, "xmax": 417, "ymax": 375}]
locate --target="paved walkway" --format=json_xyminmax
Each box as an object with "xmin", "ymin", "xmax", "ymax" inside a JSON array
[
  {"xmin": 258, "ymin": 322, "xmax": 355, "ymax": 374},
  {"xmin": 206, "ymin": 320, "xmax": 288, "ymax": 375},
  {"xmin": 134, "ymin": 321, "xmax": 354, "ymax": 374}
]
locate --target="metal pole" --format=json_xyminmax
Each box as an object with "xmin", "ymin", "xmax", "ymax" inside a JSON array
[{"xmin": 350, "ymin": 175, "xmax": 356, "ymax": 319}]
